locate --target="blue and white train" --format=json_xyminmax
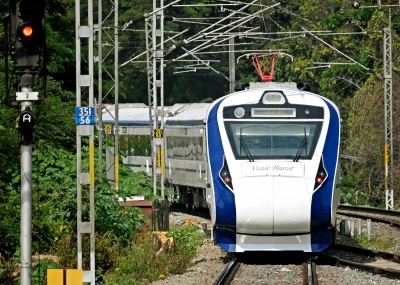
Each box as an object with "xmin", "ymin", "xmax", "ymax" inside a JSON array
[{"xmin": 205, "ymin": 82, "xmax": 341, "ymax": 253}]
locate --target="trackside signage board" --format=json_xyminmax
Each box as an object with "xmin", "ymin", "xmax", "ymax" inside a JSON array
[{"xmin": 242, "ymin": 162, "xmax": 304, "ymax": 177}]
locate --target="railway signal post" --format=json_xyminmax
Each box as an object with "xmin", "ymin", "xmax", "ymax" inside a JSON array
[
  {"xmin": 17, "ymin": 81, "xmax": 36, "ymax": 285},
  {"xmin": 8, "ymin": 0, "xmax": 45, "ymax": 284}
]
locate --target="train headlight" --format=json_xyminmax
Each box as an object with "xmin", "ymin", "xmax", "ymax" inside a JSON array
[
  {"xmin": 262, "ymin": 92, "xmax": 285, "ymax": 105},
  {"xmin": 234, "ymin": 107, "xmax": 245, "ymax": 118},
  {"xmin": 221, "ymin": 170, "xmax": 229, "ymax": 177}
]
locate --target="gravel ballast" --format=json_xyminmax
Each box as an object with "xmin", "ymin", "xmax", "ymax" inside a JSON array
[{"xmin": 151, "ymin": 212, "xmax": 400, "ymax": 284}]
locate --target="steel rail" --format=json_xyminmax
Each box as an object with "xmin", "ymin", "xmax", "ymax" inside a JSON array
[
  {"xmin": 214, "ymin": 257, "xmax": 240, "ymax": 285},
  {"xmin": 324, "ymin": 244, "xmax": 400, "ymax": 278},
  {"xmin": 332, "ymin": 244, "xmax": 400, "ymax": 264},
  {"xmin": 339, "ymin": 204, "xmax": 400, "ymax": 216},
  {"xmin": 303, "ymin": 258, "xmax": 318, "ymax": 285},
  {"xmin": 325, "ymin": 255, "xmax": 400, "ymax": 277},
  {"xmin": 338, "ymin": 204, "xmax": 400, "ymax": 227}
]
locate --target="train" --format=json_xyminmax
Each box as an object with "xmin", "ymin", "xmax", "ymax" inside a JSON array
[
  {"xmin": 205, "ymin": 82, "xmax": 341, "ymax": 253},
  {"xmin": 102, "ymin": 102, "xmax": 210, "ymax": 209},
  {"xmin": 102, "ymin": 81, "xmax": 341, "ymax": 253}
]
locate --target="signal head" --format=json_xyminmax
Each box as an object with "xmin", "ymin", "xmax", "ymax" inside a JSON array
[{"xmin": 18, "ymin": 23, "xmax": 35, "ymax": 40}]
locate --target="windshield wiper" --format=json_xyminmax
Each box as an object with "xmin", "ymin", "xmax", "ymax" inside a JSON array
[
  {"xmin": 239, "ymin": 128, "xmax": 254, "ymax": 162},
  {"xmin": 293, "ymin": 128, "xmax": 308, "ymax": 162}
]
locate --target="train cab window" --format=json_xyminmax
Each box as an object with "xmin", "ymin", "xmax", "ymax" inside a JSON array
[{"xmin": 224, "ymin": 121, "xmax": 322, "ymax": 160}]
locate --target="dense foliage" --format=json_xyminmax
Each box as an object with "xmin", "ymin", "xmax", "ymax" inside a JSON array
[
  {"xmin": 1, "ymin": 0, "xmax": 400, "ymax": 283},
  {"xmin": 102, "ymin": 225, "xmax": 203, "ymax": 284}
]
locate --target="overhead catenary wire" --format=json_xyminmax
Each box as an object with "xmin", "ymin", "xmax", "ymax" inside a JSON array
[
  {"xmin": 120, "ymin": 29, "xmax": 188, "ymax": 66},
  {"xmin": 122, "ymin": 0, "xmax": 181, "ymax": 31},
  {"xmin": 220, "ymin": 0, "xmax": 311, "ymax": 22},
  {"xmin": 166, "ymin": 36, "xmax": 230, "ymax": 81},
  {"xmin": 166, "ymin": 4, "xmax": 281, "ymax": 66},
  {"xmin": 164, "ymin": 0, "xmax": 260, "ymax": 57},
  {"xmin": 301, "ymin": 27, "xmax": 377, "ymax": 75}
]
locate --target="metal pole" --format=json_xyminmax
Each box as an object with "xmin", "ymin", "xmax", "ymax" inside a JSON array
[
  {"xmin": 152, "ymin": 0, "xmax": 158, "ymax": 196},
  {"xmin": 347, "ymin": 4, "xmax": 395, "ymax": 209},
  {"xmin": 4, "ymin": 16, "xmax": 8, "ymax": 104},
  {"xmin": 76, "ymin": 0, "xmax": 96, "ymax": 282},
  {"xmin": 75, "ymin": 0, "xmax": 83, "ymax": 270},
  {"xmin": 88, "ymin": 0, "xmax": 95, "ymax": 281},
  {"xmin": 20, "ymin": 100, "xmax": 33, "ymax": 285},
  {"xmin": 98, "ymin": 0, "xmax": 103, "ymax": 178},
  {"xmin": 229, "ymin": 37, "xmax": 235, "ymax": 93},
  {"xmin": 160, "ymin": 0, "xmax": 165, "ymax": 198},
  {"xmin": 145, "ymin": 15, "xmax": 155, "ymax": 186},
  {"xmin": 384, "ymin": 25, "xmax": 393, "ymax": 209},
  {"xmin": 114, "ymin": 0, "xmax": 119, "ymax": 191}
]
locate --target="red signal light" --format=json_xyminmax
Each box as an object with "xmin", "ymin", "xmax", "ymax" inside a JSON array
[
  {"xmin": 19, "ymin": 23, "xmax": 35, "ymax": 40},
  {"xmin": 22, "ymin": 26, "xmax": 33, "ymax": 37},
  {"xmin": 224, "ymin": 176, "xmax": 231, "ymax": 183},
  {"xmin": 316, "ymin": 177, "xmax": 323, "ymax": 184}
]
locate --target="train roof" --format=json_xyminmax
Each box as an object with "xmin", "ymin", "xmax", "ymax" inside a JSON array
[
  {"xmin": 102, "ymin": 104, "xmax": 154, "ymax": 126},
  {"xmin": 249, "ymin": 82, "xmax": 297, "ymax": 89},
  {"xmin": 234, "ymin": 82, "xmax": 311, "ymax": 92},
  {"xmin": 101, "ymin": 103, "xmax": 211, "ymax": 127},
  {"xmin": 165, "ymin": 103, "xmax": 210, "ymax": 127}
]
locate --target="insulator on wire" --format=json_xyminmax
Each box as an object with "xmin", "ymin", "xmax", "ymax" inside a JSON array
[
  {"xmin": 164, "ymin": 15, "xmax": 174, "ymax": 22},
  {"xmin": 123, "ymin": 15, "xmax": 145, "ymax": 30},
  {"xmin": 164, "ymin": 60, "xmax": 175, "ymax": 68},
  {"xmin": 165, "ymin": 40, "xmax": 187, "ymax": 56},
  {"xmin": 131, "ymin": 15, "xmax": 146, "ymax": 24},
  {"xmin": 174, "ymin": 40, "xmax": 187, "ymax": 48}
]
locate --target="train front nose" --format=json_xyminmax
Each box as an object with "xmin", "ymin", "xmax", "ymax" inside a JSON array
[{"xmin": 233, "ymin": 176, "xmax": 312, "ymax": 235}]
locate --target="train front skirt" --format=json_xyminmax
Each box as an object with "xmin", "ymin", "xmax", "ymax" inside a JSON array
[{"xmin": 215, "ymin": 227, "xmax": 333, "ymax": 252}]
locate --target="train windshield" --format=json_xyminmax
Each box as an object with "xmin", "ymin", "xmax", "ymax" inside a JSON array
[{"xmin": 224, "ymin": 121, "xmax": 322, "ymax": 160}]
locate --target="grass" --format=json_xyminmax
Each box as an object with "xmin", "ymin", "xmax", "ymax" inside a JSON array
[
  {"xmin": 338, "ymin": 234, "xmax": 397, "ymax": 252},
  {"xmin": 0, "ymin": 255, "xmax": 15, "ymax": 285},
  {"xmin": 353, "ymin": 235, "xmax": 397, "ymax": 252},
  {"xmin": 0, "ymin": 223, "xmax": 205, "ymax": 285},
  {"xmin": 101, "ymin": 224, "xmax": 204, "ymax": 285}
]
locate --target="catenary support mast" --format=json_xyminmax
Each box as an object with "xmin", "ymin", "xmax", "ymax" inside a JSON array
[
  {"xmin": 359, "ymin": 3, "xmax": 396, "ymax": 210},
  {"xmin": 75, "ymin": 0, "xmax": 96, "ymax": 282}
]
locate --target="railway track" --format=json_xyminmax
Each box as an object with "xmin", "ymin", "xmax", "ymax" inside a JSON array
[
  {"xmin": 214, "ymin": 257, "xmax": 240, "ymax": 285},
  {"xmin": 302, "ymin": 258, "xmax": 318, "ymax": 285},
  {"xmin": 214, "ymin": 245, "xmax": 400, "ymax": 285},
  {"xmin": 173, "ymin": 204, "xmax": 400, "ymax": 283},
  {"xmin": 338, "ymin": 204, "xmax": 400, "ymax": 227},
  {"xmin": 325, "ymin": 244, "xmax": 400, "ymax": 278},
  {"xmin": 214, "ymin": 254, "xmax": 319, "ymax": 285}
]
